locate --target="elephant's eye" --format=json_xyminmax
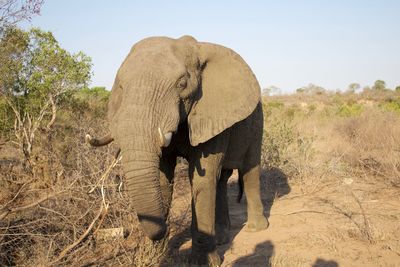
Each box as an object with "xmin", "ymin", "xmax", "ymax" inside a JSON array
[{"xmin": 177, "ymin": 77, "xmax": 187, "ymax": 89}]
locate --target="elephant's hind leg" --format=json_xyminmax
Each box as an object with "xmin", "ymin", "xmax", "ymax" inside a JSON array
[
  {"xmin": 215, "ymin": 169, "xmax": 233, "ymax": 245},
  {"xmin": 239, "ymin": 165, "xmax": 269, "ymax": 232}
]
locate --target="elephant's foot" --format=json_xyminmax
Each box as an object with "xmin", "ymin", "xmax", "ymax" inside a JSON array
[
  {"xmin": 215, "ymin": 225, "xmax": 230, "ymax": 245},
  {"xmin": 244, "ymin": 215, "xmax": 269, "ymax": 232},
  {"xmin": 190, "ymin": 232, "xmax": 221, "ymax": 267},
  {"xmin": 190, "ymin": 250, "xmax": 221, "ymax": 267},
  {"xmin": 208, "ymin": 251, "xmax": 222, "ymax": 267}
]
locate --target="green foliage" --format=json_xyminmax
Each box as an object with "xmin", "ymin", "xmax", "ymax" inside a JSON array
[
  {"xmin": 76, "ymin": 86, "xmax": 110, "ymax": 102},
  {"xmin": 0, "ymin": 27, "xmax": 92, "ymax": 162},
  {"xmin": 0, "ymin": 95, "xmax": 13, "ymax": 137},
  {"xmin": 0, "ymin": 27, "xmax": 92, "ymax": 128},
  {"xmin": 337, "ymin": 103, "xmax": 363, "ymax": 117},
  {"xmin": 347, "ymin": 83, "xmax": 361, "ymax": 93},
  {"xmin": 372, "ymin": 80, "xmax": 387, "ymax": 91},
  {"xmin": 296, "ymin": 83, "xmax": 326, "ymax": 95},
  {"xmin": 3, "ymin": 27, "xmax": 91, "ymax": 109},
  {"xmin": 263, "ymin": 100, "xmax": 284, "ymax": 117},
  {"xmin": 379, "ymin": 98, "xmax": 400, "ymax": 113},
  {"xmin": 307, "ymin": 104, "xmax": 317, "ymax": 114},
  {"xmin": 261, "ymin": 117, "xmax": 315, "ymax": 180},
  {"xmin": 72, "ymin": 86, "xmax": 110, "ymax": 117},
  {"xmin": 262, "ymin": 121, "xmax": 294, "ymax": 169},
  {"xmin": 268, "ymin": 101, "xmax": 284, "ymax": 109},
  {"xmin": 395, "ymin": 86, "xmax": 400, "ymax": 92}
]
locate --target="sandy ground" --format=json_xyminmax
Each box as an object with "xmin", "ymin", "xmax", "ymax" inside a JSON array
[
  {"xmin": 2, "ymin": 147, "xmax": 398, "ymax": 266},
  {"xmin": 166, "ymin": 166, "xmax": 400, "ymax": 267}
]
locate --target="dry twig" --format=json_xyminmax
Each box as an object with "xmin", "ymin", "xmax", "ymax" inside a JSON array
[{"xmin": 47, "ymin": 201, "xmax": 108, "ymax": 266}]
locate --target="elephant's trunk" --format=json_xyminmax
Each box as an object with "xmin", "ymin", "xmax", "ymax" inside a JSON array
[{"xmin": 121, "ymin": 147, "xmax": 167, "ymax": 240}]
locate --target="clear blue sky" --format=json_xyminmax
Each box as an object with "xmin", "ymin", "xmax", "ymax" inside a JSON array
[{"xmin": 22, "ymin": 0, "xmax": 400, "ymax": 92}]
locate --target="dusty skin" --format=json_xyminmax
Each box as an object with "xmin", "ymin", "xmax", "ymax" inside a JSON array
[
  {"xmin": 86, "ymin": 36, "xmax": 400, "ymax": 266},
  {"xmin": 88, "ymin": 35, "xmax": 268, "ymax": 266}
]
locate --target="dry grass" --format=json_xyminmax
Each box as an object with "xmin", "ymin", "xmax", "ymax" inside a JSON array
[
  {"xmin": 0, "ymin": 96, "xmax": 174, "ymax": 266},
  {"xmin": 336, "ymin": 110, "xmax": 400, "ymax": 186},
  {"xmin": 1, "ymin": 90, "xmax": 400, "ymax": 266},
  {"xmin": 261, "ymin": 91, "xmax": 400, "ymax": 253},
  {"xmin": 263, "ymin": 91, "xmax": 400, "ymax": 189}
]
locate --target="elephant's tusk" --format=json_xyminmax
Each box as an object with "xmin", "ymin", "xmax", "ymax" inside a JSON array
[
  {"xmin": 85, "ymin": 133, "xmax": 114, "ymax": 147},
  {"xmin": 85, "ymin": 134, "xmax": 93, "ymax": 144},
  {"xmin": 164, "ymin": 132, "xmax": 172, "ymax": 147},
  {"xmin": 158, "ymin": 128, "xmax": 172, "ymax": 147}
]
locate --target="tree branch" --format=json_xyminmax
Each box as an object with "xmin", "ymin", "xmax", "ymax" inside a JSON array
[
  {"xmin": 46, "ymin": 94, "xmax": 57, "ymax": 130},
  {"xmin": 47, "ymin": 202, "xmax": 107, "ymax": 266},
  {"xmin": 0, "ymin": 190, "xmax": 65, "ymax": 220}
]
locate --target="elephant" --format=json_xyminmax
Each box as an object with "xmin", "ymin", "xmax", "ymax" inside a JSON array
[{"xmin": 86, "ymin": 35, "xmax": 269, "ymax": 266}]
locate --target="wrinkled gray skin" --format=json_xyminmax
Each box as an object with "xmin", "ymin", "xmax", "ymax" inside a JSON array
[{"xmin": 87, "ymin": 35, "xmax": 268, "ymax": 266}]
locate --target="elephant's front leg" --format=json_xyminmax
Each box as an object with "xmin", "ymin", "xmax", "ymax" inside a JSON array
[
  {"xmin": 215, "ymin": 169, "xmax": 233, "ymax": 245},
  {"xmin": 189, "ymin": 151, "xmax": 225, "ymax": 266},
  {"xmin": 159, "ymin": 154, "xmax": 176, "ymax": 218}
]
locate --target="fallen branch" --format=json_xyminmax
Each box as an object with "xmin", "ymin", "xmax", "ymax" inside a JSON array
[
  {"xmin": 1, "ymin": 182, "xmax": 28, "ymax": 210},
  {"xmin": 88, "ymin": 154, "xmax": 121, "ymax": 194},
  {"xmin": 0, "ymin": 190, "xmax": 65, "ymax": 220},
  {"xmin": 272, "ymin": 210, "xmax": 333, "ymax": 216},
  {"xmin": 48, "ymin": 201, "xmax": 108, "ymax": 266}
]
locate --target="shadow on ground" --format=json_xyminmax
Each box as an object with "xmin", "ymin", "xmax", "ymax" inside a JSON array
[
  {"xmin": 231, "ymin": 240, "xmax": 274, "ymax": 266},
  {"xmin": 261, "ymin": 167, "xmax": 291, "ymax": 217},
  {"xmin": 160, "ymin": 166, "xmax": 292, "ymax": 266},
  {"xmin": 312, "ymin": 258, "xmax": 339, "ymax": 267}
]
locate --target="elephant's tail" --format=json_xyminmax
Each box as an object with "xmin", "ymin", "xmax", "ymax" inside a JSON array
[
  {"xmin": 85, "ymin": 133, "xmax": 114, "ymax": 147},
  {"xmin": 237, "ymin": 173, "xmax": 244, "ymax": 203}
]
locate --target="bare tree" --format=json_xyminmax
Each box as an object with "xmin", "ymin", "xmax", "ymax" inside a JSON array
[
  {"xmin": 262, "ymin": 85, "xmax": 281, "ymax": 96},
  {"xmin": 347, "ymin": 83, "xmax": 361, "ymax": 93},
  {"xmin": 0, "ymin": 0, "xmax": 43, "ymax": 29}
]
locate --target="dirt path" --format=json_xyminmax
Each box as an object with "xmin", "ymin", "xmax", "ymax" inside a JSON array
[{"xmin": 168, "ymin": 167, "xmax": 400, "ymax": 266}]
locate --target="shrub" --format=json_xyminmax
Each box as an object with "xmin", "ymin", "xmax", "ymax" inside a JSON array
[
  {"xmin": 261, "ymin": 115, "xmax": 315, "ymax": 184},
  {"xmin": 263, "ymin": 100, "xmax": 284, "ymax": 117},
  {"xmin": 262, "ymin": 120, "xmax": 295, "ymax": 170},
  {"xmin": 379, "ymin": 98, "xmax": 400, "ymax": 113},
  {"xmin": 337, "ymin": 103, "xmax": 363, "ymax": 117},
  {"xmin": 307, "ymin": 103, "xmax": 317, "ymax": 114},
  {"xmin": 337, "ymin": 110, "xmax": 400, "ymax": 186}
]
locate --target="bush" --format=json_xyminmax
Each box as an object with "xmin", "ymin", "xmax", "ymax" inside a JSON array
[
  {"xmin": 0, "ymin": 84, "xmax": 168, "ymax": 266},
  {"xmin": 379, "ymin": 98, "xmax": 400, "ymax": 113},
  {"xmin": 261, "ymin": 114, "xmax": 315, "ymax": 185},
  {"xmin": 0, "ymin": 96, "xmax": 13, "ymax": 139},
  {"xmin": 337, "ymin": 110, "xmax": 400, "ymax": 186},
  {"xmin": 262, "ymin": 120, "xmax": 295, "ymax": 170},
  {"xmin": 337, "ymin": 103, "xmax": 363, "ymax": 117},
  {"xmin": 263, "ymin": 100, "xmax": 284, "ymax": 117}
]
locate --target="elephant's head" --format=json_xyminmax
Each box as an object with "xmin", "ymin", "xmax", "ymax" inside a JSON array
[{"xmin": 108, "ymin": 35, "xmax": 260, "ymax": 240}]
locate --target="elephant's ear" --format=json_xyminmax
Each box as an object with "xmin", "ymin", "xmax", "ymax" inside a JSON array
[{"xmin": 187, "ymin": 42, "xmax": 261, "ymax": 146}]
